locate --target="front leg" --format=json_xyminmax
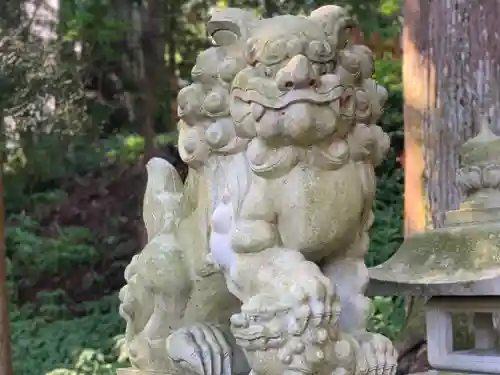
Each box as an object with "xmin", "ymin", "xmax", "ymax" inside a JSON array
[
  {"xmin": 229, "ymin": 176, "xmax": 336, "ymax": 320},
  {"xmin": 231, "ymin": 175, "xmax": 279, "ymax": 254}
]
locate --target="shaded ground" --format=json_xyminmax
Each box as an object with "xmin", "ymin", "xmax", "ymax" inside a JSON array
[
  {"xmin": 16, "ymin": 160, "xmax": 143, "ymax": 307},
  {"xmin": 12, "ymin": 144, "xmax": 187, "ymax": 310},
  {"xmin": 397, "ymin": 339, "xmax": 429, "ymax": 375}
]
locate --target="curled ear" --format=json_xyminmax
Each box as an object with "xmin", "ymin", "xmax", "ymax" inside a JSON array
[
  {"xmin": 309, "ymin": 5, "xmax": 356, "ymax": 50},
  {"xmin": 207, "ymin": 8, "xmax": 260, "ymax": 46}
]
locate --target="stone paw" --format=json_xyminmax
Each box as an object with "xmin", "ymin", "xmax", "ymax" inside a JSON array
[
  {"xmin": 354, "ymin": 332, "xmax": 398, "ymax": 375},
  {"xmin": 166, "ymin": 323, "xmax": 232, "ymax": 375},
  {"xmin": 288, "ymin": 263, "xmax": 339, "ymax": 327}
]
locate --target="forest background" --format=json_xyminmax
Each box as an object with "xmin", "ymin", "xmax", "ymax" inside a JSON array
[{"xmin": 0, "ymin": 0, "xmax": 404, "ymax": 374}]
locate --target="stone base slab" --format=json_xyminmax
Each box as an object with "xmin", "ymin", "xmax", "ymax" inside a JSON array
[
  {"xmin": 411, "ymin": 371, "xmax": 497, "ymax": 375},
  {"xmin": 117, "ymin": 369, "xmax": 170, "ymax": 375},
  {"xmin": 120, "ymin": 369, "xmax": 499, "ymax": 375}
]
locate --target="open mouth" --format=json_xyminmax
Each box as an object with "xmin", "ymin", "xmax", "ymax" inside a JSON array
[{"xmin": 232, "ymin": 324, "xmax": 285, "ymax": 349}]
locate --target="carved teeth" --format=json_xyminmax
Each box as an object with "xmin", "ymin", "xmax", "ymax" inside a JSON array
[{"xmin": 251, "ymin": 102, "xmax": 265, "ymax": 121}]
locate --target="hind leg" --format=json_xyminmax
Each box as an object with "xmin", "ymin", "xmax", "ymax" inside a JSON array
[{"xmin": 321, "ymin": 232, "xmax": 372, "ymax": 333}]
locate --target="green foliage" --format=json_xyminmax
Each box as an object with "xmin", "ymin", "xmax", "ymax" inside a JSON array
[
  {"xmin": 368, "ymin": 296, "xmax": 406, "ymax": 340},
  {"xmin": 4, "ymin": 129, "xmax": 180, "ymax": 373},
  {"xmin": 61, "ymin": 0, "xmax": 129, "ymax": 63},
  {"xmin": 365, "ymin": 56, "xmax": 405, "ymax": 339},
  {"xmin": 368, "ymin": 57, "xmax": 403, "ymax": 267},
  {"xmin": 103, "ymin": 133, "xmax": 175, "ymax": 163},
  {"xmin": 4, "ymin": 132, "xmax": 173, "ymax": 214},
  {"xmin": 375, "ymin": 59, "xmax": 403, "ymax": 136},
  {"xmin": 310, "ymin": 0, "xmax": 402, "ymax": 36},
  {"xmin": 6, "ymin": 215, "xmax": 98, "ymax": 282},
  {"xmin": 11, "ymin": 301, "xmax": 128, "ymax": 375}
]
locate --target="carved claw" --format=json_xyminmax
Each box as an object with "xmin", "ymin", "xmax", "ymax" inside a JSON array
[
  {"xmin": 288, "ymin": 263, "xmax": 339, "ymax": 327},
  {"xmin": 354, "ymin": 333, "xmax": 398, "ymax": 375},
  {"xmin": 167, "ymin": 324, "xmax": 232, "ymax": 375}
]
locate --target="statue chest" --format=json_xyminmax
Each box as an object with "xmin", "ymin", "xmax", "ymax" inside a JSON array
[{"xmin": 274, "ymin": 161, "xmax": 365, "ymax": 260}]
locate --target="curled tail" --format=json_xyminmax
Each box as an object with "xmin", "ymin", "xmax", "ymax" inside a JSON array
[{"xmin": 144, "ymin": 157, "xmax": 184, "ymax": 241}]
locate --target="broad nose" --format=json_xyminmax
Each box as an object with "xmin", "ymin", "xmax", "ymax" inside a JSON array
[{"xmin": 276, "ymin": 54, "xmax": 316, "ymax": 91}]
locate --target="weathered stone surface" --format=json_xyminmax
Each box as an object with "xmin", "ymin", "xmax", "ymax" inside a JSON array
[{"xmin": 118, "ymin": 5, "xmax": 396, "ymax": 375}]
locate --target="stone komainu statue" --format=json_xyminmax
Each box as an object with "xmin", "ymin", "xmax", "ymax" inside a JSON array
[{"xmin": 118, "ymin": 5, "xmax": 397, "ymax": 375}]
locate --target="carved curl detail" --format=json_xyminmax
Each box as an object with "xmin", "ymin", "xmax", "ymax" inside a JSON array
[
  {"xmin": 457, "ymin": 164, "xmax": 500, "ymax": 194},
  {"xmin": 230, "ymin": 294, "xmax": 347, "ymax": 375},
  {"xmin": 177, "ymin": 29, "xmax": 252, "ymax": 169}
]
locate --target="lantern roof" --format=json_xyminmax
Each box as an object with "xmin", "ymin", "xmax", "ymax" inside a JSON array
[{"xmin": 368, "ymin": 117, "xmax": 500, "ymax": 296}]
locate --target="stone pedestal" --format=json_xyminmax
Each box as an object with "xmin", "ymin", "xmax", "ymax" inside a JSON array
[{"xmin": 426, "ymin": 297, "xmax": 500, "ymax": 375}]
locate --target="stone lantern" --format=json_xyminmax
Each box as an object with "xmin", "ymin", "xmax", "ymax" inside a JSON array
[{"xmin": 368, "ymin": 119, "xmax": 500, "ymax": 374}]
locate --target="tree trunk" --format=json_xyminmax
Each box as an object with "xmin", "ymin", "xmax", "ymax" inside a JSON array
[
  {"xmin": 109, "ymin": 0, "xmax": 168, "ymax": 161},
  {"xmin": 166, "ymin": 0, "xmax": 179, "ymax": 132},
  {"xmin": 399, "ymin": 1, "xmax": 500, "ymax": 373},
  {"xmin": 141, "ymin": 0, "xmax": 168, "ymax": 161},
  {"xmin": 0, "ymin": 0, "xmax": 21, "ymax": 28},
  {"xmin": 0, "ymin": 118, "xmax": 13, "ymax": 375}
]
